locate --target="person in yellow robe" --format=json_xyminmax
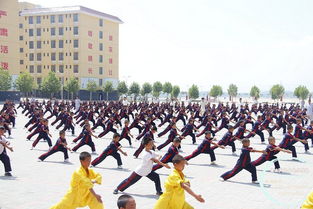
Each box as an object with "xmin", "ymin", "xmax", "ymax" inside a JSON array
[
  {"xmin": 153, "ymin": 154, "xmax": 205, "ymax": 209},
  {"xmin": 50, "ymin": 152, "xmax": 104, "ymax": 209},
  {"xmin": 301, "ymin": 190, "xmax": 313, "ymax": 209}
]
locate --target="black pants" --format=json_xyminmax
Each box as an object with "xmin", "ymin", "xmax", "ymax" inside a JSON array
[
  {"xmin": 251, "ymin": 156, "xmax": 280, "ymax": 169},
  {"xmin": 116, "ymin": 171, "xmax": 161, "ymax": 193},
  {"xmin": 32, "ymin": 133, "xmax": 52, "ymax": 148},
  {"xmin": 72, "ymin": 139, "xmax": 96, "ymax": 152},
  {"xmin": 91, "ymin": 152, "xmax": 122, "ymax": 166},
  {"xmin": 39, "ymin": 146, "xmax": 68, "ymax": 161},
  {"xmin": 0, "ymin": 151, "xmax": 12, "ymax": 173},
  {"xmin": 62, "ymin": 124, "xmax": 75, "ymax": 135},
  {"xmin": 120, "ymin": 135, "xmax": 132, "ymax": 146},
  {"xmin": 182, "ymin": 132, "xmax": 196, "ymax": 144},
  {"xmin": 185, "ymin": 148, "xmax": 216, "ymax": 162},
  {"xmin": 98, "ymin": 127, "xmax": 117, "ymax": 138},
  {"xmin": 221, "ymin": 163, "xmax": 257, "ymax": 181}
]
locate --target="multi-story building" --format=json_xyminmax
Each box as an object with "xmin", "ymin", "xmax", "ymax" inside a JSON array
[
  {"xmin": 18, "ymin": 2, "xmax": 122, "ymax": 88},
  {"xmin": 0, "ymin": 0, "xmax": 20, "ymax": 81}
]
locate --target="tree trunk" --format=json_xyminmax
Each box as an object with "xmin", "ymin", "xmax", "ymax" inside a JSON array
[
  {"xmin": 106, "ymin": 92, "xmax": 108, "ymax": 101},
  {"xmin": 89, "ymin": 91, "xmax": 92, "ymax": 101}
]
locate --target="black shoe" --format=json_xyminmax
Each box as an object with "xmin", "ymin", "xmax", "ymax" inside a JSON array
[
  {"xmin": 113, "ymin": 189, "xmax": 118, "ymax": 194},
  {"xmin": 5, "ymin": 172, "xmax": 12, "ymax": 176},
  {"xmin": 156, "ymin": 191, "xmax": 163, "ymax": 196}
]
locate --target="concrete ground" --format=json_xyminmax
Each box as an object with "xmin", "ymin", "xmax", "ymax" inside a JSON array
[{"xmin": 1, "ymin": 107, "xmax": 312, "ymax": 209}]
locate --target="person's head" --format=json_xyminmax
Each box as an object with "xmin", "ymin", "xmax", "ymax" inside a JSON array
[
  {"xmin": 257, "ymin": 115, "xmax": 262, "ymax": 121},
  {"xmin": 113, "ymin": 133, "xmax": 120, "ymax": 142},
  {"xmin": 287, "ymin": 125, "xmax": 293, "ymax": 133},
  {"xmin": 124, "ymin": 120, "xmax": 129, "ymax": 126},
  {"xmin": 151, "ymin": 126, "xmax": 157, "ymax": 133},
  {"xmin": 241, "ymin": 138, "xmax": 250, "ymax": 147},
  {"xmin": 172, "ymin": 137, "xmax": 181, "ymax": 147},
  {"xmin": 79, "ymin": 152, "xmax": 91, "ymax": 168},
  {"xmin": 268, "ymin": 136, "xmax": 275, "ymax": 145},
  {"xmin": 143, "ymin": 137, "xmax": 154, "ymax": 150},
  {"xmin": 117, "ymin": 194, "xmax": 136, "ymax": 209},
  {"xmin": 205, "ymin": 131, "xmax": 211, "ymax": 138},
  {"xmin": 172, "ymin": 154, "xmax": 187, "ymax": 171},
  {"xmin": 59, "ymin": 130, "xmax": 65, "ymax": 138},
  {"xmin": 228, "ymin": 125, "xmax": 234, "ymax": 132},
  {"xmin": 239, "ymin": 120, "xmax": 245, "ymax": 127},
  {"xmin": 296, "ymin": 119, "xmax": 301, "ymax": 124},
  {"xmin": 310, "ymin": 120, "xmax": 313, "ymax": 126},
  {"xmin": 0, "ymin": 126, "xmax": 5, "ymax": 135}
]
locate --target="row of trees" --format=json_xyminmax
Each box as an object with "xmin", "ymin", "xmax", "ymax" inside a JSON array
[{"xmin": 0, "ymin": 68, "xmax": 311, "ymax": 101}]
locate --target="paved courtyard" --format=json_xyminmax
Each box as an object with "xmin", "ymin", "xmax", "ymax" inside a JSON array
[{"xmin": 1, "ymin": 106, "xmax": 313, "ymax": 209}]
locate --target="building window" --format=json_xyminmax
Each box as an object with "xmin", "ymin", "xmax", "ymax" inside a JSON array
[
  {"xmin": 73, "ymin": 52, "xmax": 78, "ymax": 60},
  {"xmin": 29, "ymin": 41, "xmax": 34, "ymax": 49},
  {"xmin": 73, "ymin": 39, "xmax": 79, "ymax": 48},
  {"xmin": 109, "ymin": 35, "xmax": 113, "ymax": 41},
  {"xmin": 37, "ymin": 65, "xmax": 42, "ymax": 73},
  {"xmin": 19, "ymin": 23, "xmax": 23, "ymax": 28},
  {"xmin": 73, "ymin": 13, "xmax": 78, "ymax": 22},
  {"xmin": 59, "ymin": 40, "xmax": 64, "ymax": 48},
  {"xmin": 51, "ymin": 40, "xmax": 56, "ymax": 48},
  {"xmin": 109, "ymin": 47, "xmax": 112, "ymax": 52},
  {"xmin": 99, "ymin": 31, "xmax": 103, "ymax": 39},
  {"xmin": 36, "ymin": 16, "xmax": 41, "ymax": 24},
  {"xmin": 36, "ymin": 28, "xmax": 41, "ymax": 36},
  {"xmin": 37, "ymin": 41, "xmax": 41, "ymax": 49},
  {"xmin": 29, "ymin": 65, "xmax": 34, "ymax": 73},
  {"xmin": 99, "ymin": 19, "xmax": 103, "ymax": 27},
  {"xmin": 37, "ymin": 53, "xmax": 42, "ymax": 61},
  {"xmin": 29, "ymin": 29, "xmax": 34, "ymax": 37},
  {"xmin": 29, "ymin": 16, "xmax": 33, "ymax": 24},
  {"xmin": 99, "ymin": 67, "xmax": 103, "ymax": 75},
  {"xmin": 99, "ymin": 79, "xmax": 103, "ymax": 86},
  {"xmin": 37, "ymin": 77, "xmax": 42, "ymax": 85},
  {"xmin": 51, "ymin": 65, "xmax": 56, "ymax": 72},
  {"xmin": 99, "ymin": 55, "xmax": 103, "ymax": 63},
  {"xmin": 58, "ymin": 15, "xmax": 63, "ymax": 23},
  {"xmin": 20, "ymin": 60, "xmax": 24, "ymax": 65},
  {"xmin": 88, "ymin": 43, "xmax": 93, "ymax": 49},
  {"xmin": 51, "ymin": 52, "xmax": 56, "ymax": 61},
  {"xmin": 50, "ymin": 15, "xmax": 55, "ymax": 23},
  {"xmin": 59, "ymin": 52, "xmax": 64, "ymax": 61},
  {"xmin": 73, "ymin": 65, "xmax": 79, "ymax": 73},
  {"xmin": 88, "ymin": 30, "xmax": 92, "ymax": 37},
  {"xmin": 58, "ymin": 27, "xmax": 63, "ymax": 35},
  {"xmin": 99, "ymin": 43, "xmax": 103, "ymax": 51},
  {"xmin": 59, "ymin": 65, "xmax": 64, "ymax": 73},
  {"xmin": 51, "ymin": 27, "xmax": 55, "ymax": 36},
  {"xmin": 109, "ymin": 58, "xmax": 113, "ymax": 64},
  {"xmin": 73, "ymin": 26, "xmax": 79, "ymax": 35},
  {"xmin": 19, "ymin": 35, "xmax": 23, "ymax": 41},
  {"xmin": 88, "ymin": 56, "xmax": 93, "ymax": 62},
  {"xmin": 20, "ymin": 48, "xmax": 23, "ymax": 53}
]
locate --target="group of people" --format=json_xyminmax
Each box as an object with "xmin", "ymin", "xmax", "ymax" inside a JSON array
[{"xmin": 1, "ymin": 97, "xmax": 313, "ymax": 208}]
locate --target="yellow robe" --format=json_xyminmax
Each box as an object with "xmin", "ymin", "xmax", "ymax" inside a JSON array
[
  {"xmin": 50, "ymin": 166, "xmax": 104, "ymax": 209},
  {"xmin": 302, "ymin": 190, "xmax": 313, "ymax": 209},
  {"xmin": 153, "ymin": 169, "xmax": 194, "ymax": 209}
]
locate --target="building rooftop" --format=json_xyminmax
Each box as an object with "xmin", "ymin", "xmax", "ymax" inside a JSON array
[{"xmin": 19, "ymin": 5, "xmax": 123, "ymax": 24}]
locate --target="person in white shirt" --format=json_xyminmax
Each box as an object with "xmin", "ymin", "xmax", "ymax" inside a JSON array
[
  {"xmin": 0, "ymin": 126, "xmax": 13, "ymax": 176},
  {"xmin": 75, "ymin": 97, "xmax": 81, "ymax": 112},
  {"xmin": 307, "ymin": 99, "xmax": 313, "ymax": 122},
  {"xmin": 114, "ymin": 137, "xmax": 170, "ymax": 196}
]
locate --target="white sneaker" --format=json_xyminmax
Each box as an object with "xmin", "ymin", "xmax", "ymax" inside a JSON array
[
  {"xmin": 117, "ymin": 165, "xmax": 123, "ymax": 169},
  {"xmin": 232, "ymin": 152, "xmax": 237, "ymax": 156},
  {"xmin": 292, "ymin": 157, "xmax": 298, "ymax": 161},
  {"xmin": 219, "ymin": 177, "xmax": 225, "ymax": 182},
  {"xmin": 64, "ymin": 159, "xmax": 70, "ymax": 163},
  {"xmin": 252, "ymin": 181, "xmax": 259, "ymax": 184},
  {"xmin": 305, "ymin": 150, "xmax": 311, "ymax": 154},
  {"xmin": 274, "ymin": 168, "xmax": 281, "ymax": 173},
  {"xmin": 37, "ymin": 158, "xmax": 43, "ymax": 162},
  {"xmin": 30, "ymin": 146, "xmax": 34, "ymax": 150},
  {"xmin": 211, "ymin": 161, "xmax": 216, "ymax": 165},
  {"xmin": 92, "ymin": 151, "xmax": 97, "ymax": 155}
]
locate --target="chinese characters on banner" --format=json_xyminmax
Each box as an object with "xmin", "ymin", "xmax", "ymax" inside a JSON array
[
  {"xmin": 0, "ymin": 10, "xmax": 9, "ymax": 70},
  {"xmin": 1, "ymin": 62, "xmax": 9, "ymax": 70},
  {"xmin": 88, "ymin": 68, "xmax": 93, "ymax": 74},
  {"xmin": 0, "ymin": 45, "xmax": 8, "ymax": 54},
  {"xmin": 0, "ymin": 10, "xmax": 7, "ymax": 18},
  {"xmin": 0, "ymin": 28, "xmax": 8, "ymax": 36}
]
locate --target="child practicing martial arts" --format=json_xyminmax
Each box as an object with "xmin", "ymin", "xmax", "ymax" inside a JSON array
[
  {"xmin": 0, "ymin": 126, "xmax": 13, "ymax": 176},
  {"xmin": 219, "ymin": 138, "xmax": 266, "ymax": 184},
  {"xmin": 91, "ymin": 133, "xmax": 127, "ymax": 168},
  {"xmin": 153, "ymin": 154, "xmax": 205, "ymax": 209},
  {"xmin": 38, "ymin": 130, "xmax": 71, "ymax": 162},
  {"xmin": 114, "ymin": 137, "xmax": 170, "ymax": 195},
  {"xmin": 50, "ymin": 152, "xmax": 104, "ymax": 209}
]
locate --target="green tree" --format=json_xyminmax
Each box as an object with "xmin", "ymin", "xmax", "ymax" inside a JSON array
[
  {"xmin": 117, "ymin": 81, "xmax": 128, "ymax": 96},
  {"xmin": 162, "ymin": 82, "xmax": 172, "ymax": 99},
  {"xmin": 64, "ymin": 78, "xmax": 79, "ymax": 100},
  {"xmin": 152, "ymin": 81, "xmax": 163, "ymax": 99},
  {"xmin": 250, "ymin": 85, "xmax": 261, "ymax": 100},
  {"xmin": 0, "ymin": 68, "xmax": 12, "ymax": 91},
  {"xmin": 294, "ymin": 85, "xmax": 310, "ymax": 101},
  {"xmin": 41, "ymin": 72, "xmax": 61, "ymax": 98},
  {"xmin": 103, "ymin": 81, "xmax": 113, "ymax": 101},
  {"xmin": 209, "ymin": 85, "xmax": 223, "ymax": 99},
  {"xmin": 141, "ymin": 82, "xmax": 152, "ymax": 101},
  {"xmin": 15, "ymin": 72, "xmax": 34, "ymax": 97},
  {"xmin": 227, "ymin": 84, "xmax": 238, "ymax": 101},
  {"xmin": 188, "ymin": 84, "xmax": 199, "ymax": 99},
  {"xmin": 129, "ymin": 82, "xmax": 140, "ymax": 101},
  {"xmin": 270, "ymin": 84, "xmax": 285, "ymax": 101},
  {"xmin": 86, "ymin": 80, "xmax": 98, "ymax": 101},
  {"xmin": 171, "ymin": 85, "xmax": 180, "ymax": 99}
]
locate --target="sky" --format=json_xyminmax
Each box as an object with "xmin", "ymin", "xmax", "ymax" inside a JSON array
[{"xmin": 22, "ymin": 0, "xmax": 313, "ymax": 92}]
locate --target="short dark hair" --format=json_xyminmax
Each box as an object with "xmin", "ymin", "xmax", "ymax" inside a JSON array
[
  {"xmin": 228, "ymin": 125, "xmax": 234, "ymax": 130},
  {"xmin": 241, "ymin": 138, "xmax": 250, "ymax": 144},
  {"xmin": 172, "ymin": 154, "xmax": 186, "ymax": 164},
  {"xmin": 117, "ymin": 194, "xmax": 134, "ymax": 208},
  {"xmin": 205, "ymin": 131, "xmax": 211, "ymax": 135},
  {"xmin": 142, "ymin": 137, "xmax": 153, "ymax": 146},
  {"xmin": 113, "ymin": 133, "xmax": 121, "ymax": 138},
  {"xmin": 0, "ymin": 126, "xmax": 4, "ymax": 130},
  {"xmin": 287, "ymin": 125, "xmax": 293, "ymax": 130},
  {"xmin": 151, "ymin": 126, "xmax": 157, "ymax": 131},
  {"xmin": 59, "ymin": 130, "xmax": 65, "ymax": 135},
  {"xmin": 173, "ymin": 137, "xmax": 181, "ymax": 143},
  {"xmin": 79, "ymin": 152, "xmax": 91, "ymax": 161}
]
